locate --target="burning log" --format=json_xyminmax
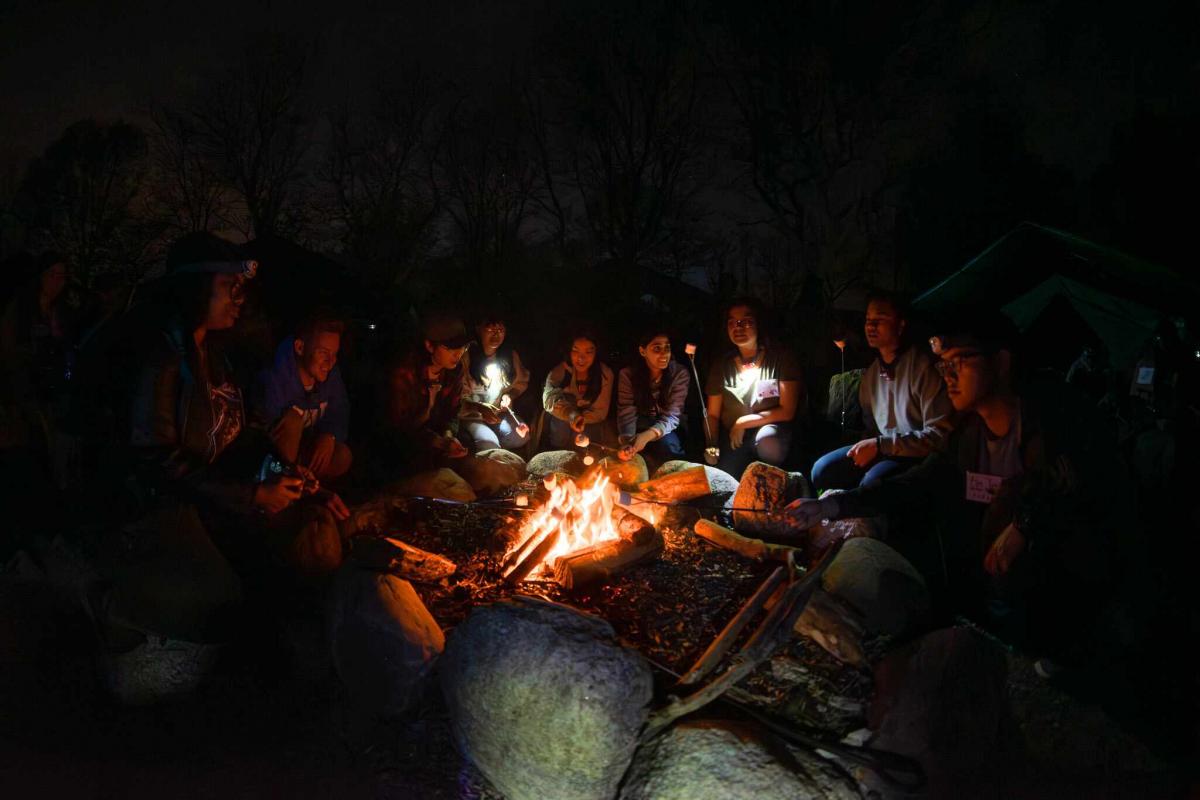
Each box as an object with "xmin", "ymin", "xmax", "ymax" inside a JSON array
[
  {"xmin": 504, "ymin": 525, "xmax": 563, "ymax": 584},
  {"xmin": 693, "ymin": 519, "xmax": 798, "ymax": 563},
  {"xmin": 633, "ymin": 466, "xmax": 712, "ymax": 503},
  {"xmin": 554, "ymin": 526, "xmax": 664, "ymax": 590}
]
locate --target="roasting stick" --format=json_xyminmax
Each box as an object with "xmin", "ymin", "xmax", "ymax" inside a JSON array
[
  {"xmin": 676, "ymin": 566, "xmax": 786, "ymax": 686},
  {"xmin": 498, "ymin": 394, "xmax": 530, "ymax": 440}
]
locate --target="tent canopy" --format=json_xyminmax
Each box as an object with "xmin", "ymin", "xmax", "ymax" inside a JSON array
[{"xmin": 914, "ymin": 223, "xmax": 1198, "ymax": 368}]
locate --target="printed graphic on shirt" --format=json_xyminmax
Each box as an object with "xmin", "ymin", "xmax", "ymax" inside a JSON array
[
  {"xmin": 290, "ymin": 401, "xmax": 329, "ymax": 430},
  {"xmin": 208, "ymin": 382, "xmax": 244, "ymax": 460}
]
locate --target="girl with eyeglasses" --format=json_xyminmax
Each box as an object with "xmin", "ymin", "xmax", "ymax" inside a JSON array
[
  {"xmin": 542, "ymin": 329, "xmax": 614, "ymax": 450},
  {"xmin": 459, "ymin": 311, "xmax": 531, "ymax": 452},
  {"xmin": 615, "ymin": 325, "xmax": 689, "ymax": 472},
  {"xmin": 704, "ymin": 297, "xmax": 804, "ymax": 478}
]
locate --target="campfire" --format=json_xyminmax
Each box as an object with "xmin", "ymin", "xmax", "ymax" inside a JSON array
[{"xmin": 500, "ymin": 472, "xmax": 663, "ymax": 588}]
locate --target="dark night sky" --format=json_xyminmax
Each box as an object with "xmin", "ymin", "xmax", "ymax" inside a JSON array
[{"xmin": 0, "ymin": 0, "xmax": 550, "ymax": 172}]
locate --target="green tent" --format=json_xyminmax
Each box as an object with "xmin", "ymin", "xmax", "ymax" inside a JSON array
[{"xmin": 913, "ymin": 223, "xmax": 1199, "ymax": 368}]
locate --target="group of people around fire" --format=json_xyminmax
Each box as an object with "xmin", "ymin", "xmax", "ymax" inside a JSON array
[{"xmin": 0, "ymin": 230, "xmax": 1135, "ymax": 694}]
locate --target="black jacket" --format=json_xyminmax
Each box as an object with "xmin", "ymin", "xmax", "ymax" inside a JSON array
[
  {"xmin": 129, "ymin": 321, "xmax": 266, "ymax": 516},
  {"xmin": 834, "ymin": 380, "xmax": 1130, "ymax": 600}
]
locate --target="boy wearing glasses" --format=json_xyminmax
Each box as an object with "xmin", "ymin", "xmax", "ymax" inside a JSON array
[{"xmin": 787, "ymin": 311, "xmax": 1129, "ymax": 672}]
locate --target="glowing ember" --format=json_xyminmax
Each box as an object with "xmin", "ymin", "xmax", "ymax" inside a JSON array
[{"xmin": 504, "ymin": 473, "xmax": 621, "ymax": 580}]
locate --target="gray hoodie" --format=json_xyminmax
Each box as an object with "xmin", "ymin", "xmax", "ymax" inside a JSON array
[{"xmin": 860, "ymin": 346, "xmax": 953, "ymax": 457}]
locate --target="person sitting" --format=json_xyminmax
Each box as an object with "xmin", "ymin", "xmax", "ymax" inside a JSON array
[
  {"xmin": 459, "ymin": 311, "xmax": 531, "ymax": 452},
  {"xmin": 704, "ymin": 297, "xmax": 804, "ymax": 479},
  {"xmin": 255, "ymin": 312, "xmax": 353, "ymax": 481},
  {"xmin": 616, "ymin": 326, "xmax": 689, "ymax": 472},
  {"xmin": 542, "ymin": 330, "xmax": 614, "ymax": 450},
  {"xmin": 786, "ymin": 311, "xmax": 1130, "ymax": 670},
  {"xmin": 378, "ymin": 310, "xmax": 471, "ymax": 473},
  {"xmin": 91, "ymin": 232, "xmax": 350, "ymax": 656},
  {"xmin": 811, "ymin": 290, "xmax": 953, "ymax": 491}
]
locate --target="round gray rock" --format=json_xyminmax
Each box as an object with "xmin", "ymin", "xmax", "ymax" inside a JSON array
[
  {"xmin": 620, "ymin": 720, "xmax": 860, "ymax": 800},
  {"xmin": 526, "ymin": 450, "xmax": 587, "ymax": 480},
  {"xmin": 457, "ymin": 448, "xmax": 528, "ymax": 497},
  {"xmin": 441, "ymin": 597, "xmax": 653, "ymax": 800},
  {"xmin": 822, "ymin": 537, "xmax": 929, "ymax": 636}
]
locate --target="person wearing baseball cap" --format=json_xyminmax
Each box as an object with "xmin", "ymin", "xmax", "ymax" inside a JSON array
[
  {"xmin": 377, "ymin": 308, "xmax": 472, "ymax": 474},
  {"xmin": 787, "ymin": 307, "xmax": 1131, "ymax": 675}
]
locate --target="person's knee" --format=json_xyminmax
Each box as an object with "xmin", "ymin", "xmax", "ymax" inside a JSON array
[
  {"xmin": 270, "ymin": 410, "xmax": 305, "ymax": 462},
  {"xmin": 755, "ymin": 435, "xmax": 788, "ymax": 465},
  {"xmin": 286, "ymin": 506, "xmax": 345, "ymax": 577},
  {"xmin": 318, "ymin": 440, "xmax": 353, "ymax": 480}
]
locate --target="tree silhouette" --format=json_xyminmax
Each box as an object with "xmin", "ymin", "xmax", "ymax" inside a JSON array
[{"xmin": 15, "ymin": 119, "xmax": 156, "ymax": 281}]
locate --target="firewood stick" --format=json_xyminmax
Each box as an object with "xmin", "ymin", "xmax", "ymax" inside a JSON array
[
  {"xmin": 693, "ymin": 519, "xmax": 798, "ymax": 562},
  {"xmin": 641, "ymin": 537, "xmax": 845, "ymax": 742},
  {"xmin": 504, "ymin": 526, "xmax": 562, "ymax": 584},
  {"xmin": 677, "ymin": 566, "xmax": 785, "ymax": 686}
]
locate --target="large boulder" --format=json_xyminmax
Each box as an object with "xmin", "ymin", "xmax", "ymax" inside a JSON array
[
  {"xmin": 328, "ymin": 564, "xmax": 445, "ymax": 718},
  {"xmin": 440, "ymin": 597, "xmax": 653, "ymax": 800},
  {"xmin": 385, "ymin": 468, "xmax": 476, "ymax": 503},
  {"xmin": 868, "ymin": 626, "xmax": 1015, "ymax": 797},
  {"xmin": 527, "ymin": 450, "xmax": 586, "ymax": 480},
  {"xmin": 728, "ymin": 461, "xmax": 811, "ymax": 536},
  {"xmin": 620, "ymin": 719, "xmax": 860, "ymax": 800},
  {"xmin": 822, "ymin": 537, "xmax": 928, "ymax": 637},
  {"xmin": 457, "ymin": 448, "xmax": 528, "ymax": 497}
]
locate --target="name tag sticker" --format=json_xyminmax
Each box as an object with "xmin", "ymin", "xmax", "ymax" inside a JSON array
[
  {"xmin": 965, "ymin": 472, "xmax": 1003, "ymax": 504},
  {"xmin": 754, "ymin": 379, "xmax": 780, "ymax": 404}
]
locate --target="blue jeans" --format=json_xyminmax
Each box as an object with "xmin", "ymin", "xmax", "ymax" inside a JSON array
[
  {"xmin": 462, "ymin": 419, "xmax": 529, "ymax": 453},
  {"xmin": 811, "ymin": 444, "xmax": 918, "ymax": 492},
  {"xmin": 716, "ymin": 423, "xmax": 792, "ymax": 480}
]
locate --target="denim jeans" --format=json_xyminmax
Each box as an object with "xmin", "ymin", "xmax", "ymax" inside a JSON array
[
  {"xmin": 811, "ymin": 445, "xmax": 920, "ymax": 492},
  {"xmin": 462, "ymin": 418, "xmax": 530, "ymax": 452}
]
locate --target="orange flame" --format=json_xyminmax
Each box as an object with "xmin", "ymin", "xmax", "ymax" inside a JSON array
[{"xmin": 507, "ymin": 474, "xmax": 622, "ymax": 579}]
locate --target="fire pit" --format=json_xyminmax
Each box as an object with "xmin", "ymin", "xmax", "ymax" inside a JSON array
[{"xmin": 499, "ymin": 472, "xmax": 664, "ymax": 589}]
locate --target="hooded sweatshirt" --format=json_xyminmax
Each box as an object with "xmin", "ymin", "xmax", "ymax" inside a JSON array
[{"xmin": 254, "ymin": 336, "xmax": 350, "ymax": 441}]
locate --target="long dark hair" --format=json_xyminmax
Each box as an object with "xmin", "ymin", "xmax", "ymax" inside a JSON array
[
  {"xmin": 720, "ymin": 295, "xmax": 771, "ymax": 352},
  {"xmin": 467, "ymin": 311, "xmax": 516, "ymax": 386},
  {"xmin": 629, "ymin": 325, "xmax": 674, "ymax": 417},
  {"xmin": 563, "ymin": 328, "xmax": 603, "ymax": 405}
]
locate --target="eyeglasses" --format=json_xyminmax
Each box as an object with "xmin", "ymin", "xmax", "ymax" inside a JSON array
[
  {"xmin": 727, "ymin": 317, "xmax": 757, "ymax": 330},
  {"xmin": 935, "ymin": 351, "xmax": 986, "ymax": 378}
]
